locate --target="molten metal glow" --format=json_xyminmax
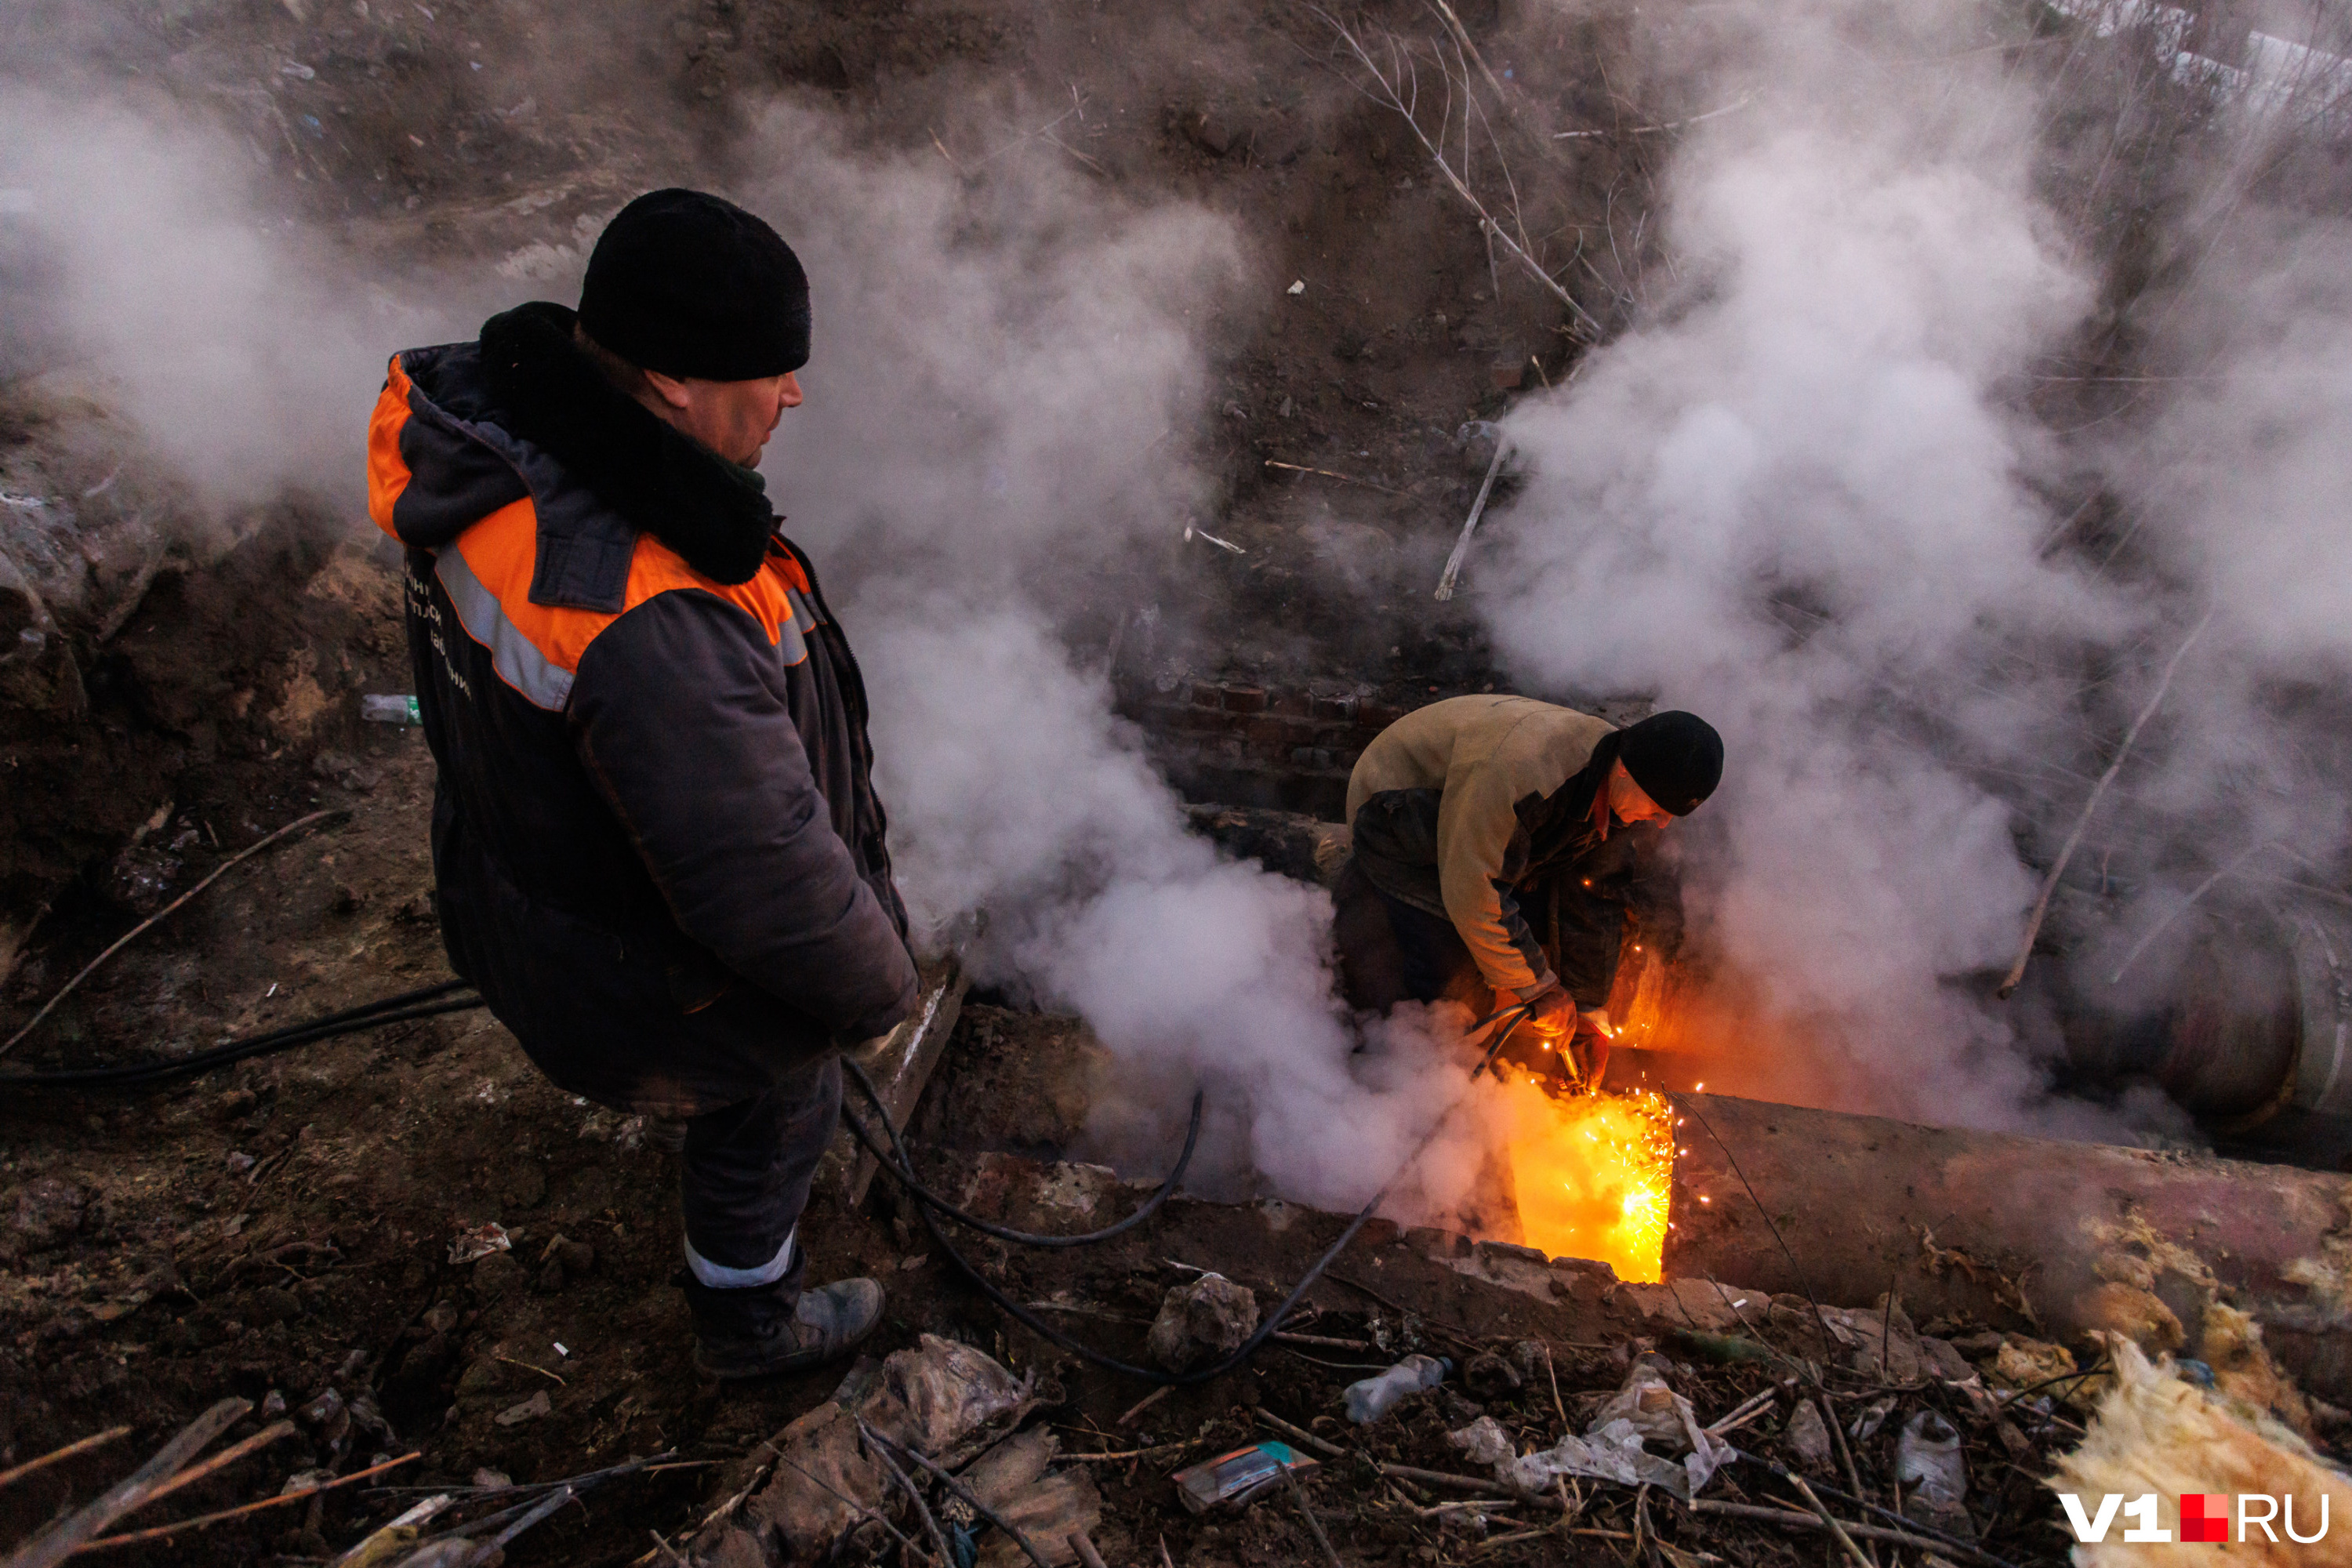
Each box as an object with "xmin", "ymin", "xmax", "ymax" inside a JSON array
[{"xmin": 1498, "ymin": 1074, "xmax": 1677, "ymax": 1284}]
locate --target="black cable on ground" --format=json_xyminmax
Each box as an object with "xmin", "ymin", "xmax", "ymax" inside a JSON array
[
  {"xmin": 837, "ymin": 1083, "xmax": 1203, "ymax": 1248},
  {"xmin": 0, "ymin": 981, "xmax": 482, "ymax": 1089},
  {"xmin": 843, "ymin": 1053, "xmax": 1421, "ymax": 1388},
  {"xmin": 8, "ymin": 971, "xmax": 1468, "ymax": 1399}
]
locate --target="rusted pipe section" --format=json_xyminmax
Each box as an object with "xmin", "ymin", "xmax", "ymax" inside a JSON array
[
  {"xmin": 1663, "ymin": 1092, "xmax": 2352, "ymax": 1404},
  {"xmin": 2060, "ymin": 908, "xmax": 2352, "ymax": 1134}
]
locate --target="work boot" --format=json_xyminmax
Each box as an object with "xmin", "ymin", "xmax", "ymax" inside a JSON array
[{"xmin": 685, "ymin": 1274, "xmax": 886, "ymax": 1381}]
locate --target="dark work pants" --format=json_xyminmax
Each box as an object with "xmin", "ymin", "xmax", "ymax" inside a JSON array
[
  {"xmin": 1333, "ymin": 857, "xmax": 1497, "ymax": 1015},
  {"xmin": 678, "ymin": 1051, "xmax": 841, "ymax": 1302}
]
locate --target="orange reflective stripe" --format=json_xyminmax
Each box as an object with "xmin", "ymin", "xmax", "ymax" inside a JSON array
[
  {"xmin": 621, "ymin": 539, "xmax": 799, "ymax": 648},
  {"xmin": 439, "ymin": 506, "xmax": 809, "ymax": 710},
  {"xmin": 366, "ymin": 355, "xmax": 416, "ymax": 541},
  {"xmin": 451, "ymin": 503, "xmax": 618, "ymax": 676}
]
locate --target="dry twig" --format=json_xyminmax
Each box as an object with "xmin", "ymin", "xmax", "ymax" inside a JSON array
[
  {"xmin": 2, "ymin": 810, "xmax": 347, "ymax": 1057},
  {"xmin": 0, "ymin": 1430, "xmax": 132, "ymax": 1495},
  {"xmin": 1820, "ymin": 1395, "xmax": 1878, "ymax": 1568},
  {"xmin": 1263, "ymin": 459, "xmax": 1399, "ymax": 494},
  {"xmin": 855, "ymin": 1420, "xmax": 950, "ymax": 1568},
  {"xmin": 1281, "ymin": 1464, "xmax": 1346, "ymax": 1568},
  {"xmin": 878, "ymin": 1437, "xmax": 1054, "ymax": 1568},
  {"xmin": 1435, "ymin": 432, "xmax": 1511, "ymax": 602},
  {"xmin": 1791, "ymin": 1474, "xmax": 1872, "ymax": 1568},
  {"xmin": 1690, "ymin": 1498, "xmax": 2005, "ymax": 1562},
  {"xmin": 1254, "ymin": 1408, "xmax": 1347, "ymax": 1460},
  {"xmin": 75, "ymin": 1451, "xmax": 419, "ymax": 1555},
  {"xmin": 2, "ymin": 1399, "xmax": 252, "ymax": 1568},
  {"xmin": 1998, "ymin": 608, "xmax": 2212, "ymax": 997},
  {"xmin": 1315, "ymin": 11, "xmax": 1603, "ymax": 336}
]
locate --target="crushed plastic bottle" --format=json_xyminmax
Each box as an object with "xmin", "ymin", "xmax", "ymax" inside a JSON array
[
  {"xmin": 1896, "ymin": 1407, "xmax": 1972, "ymax": 1537},
  {"xmin": 1344, "ymin": 1353, "xmax": 1453, "ymax": 1425},
  {"xmin": 361, "ymin": 694, "xmax": 422, "ymax": 725}
]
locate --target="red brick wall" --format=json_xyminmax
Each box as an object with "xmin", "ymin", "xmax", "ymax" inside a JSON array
[{"xmin": 1117, "ymin": 679, "xmax": 1416, "ymax": 820}]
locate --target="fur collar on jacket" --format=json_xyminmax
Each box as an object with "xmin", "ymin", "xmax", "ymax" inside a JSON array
[{"xmin": 477, "ymin": 300, "xmax": 775, "ymax": 585}]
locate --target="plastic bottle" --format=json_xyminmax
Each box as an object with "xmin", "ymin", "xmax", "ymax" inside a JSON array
[
  {"xmin": 1896, "ymin": 1408, "xmax": 1971, "ymax": 1536},
  {"xmin": 1896, "ymin": 1408, "xmax": 1966, "ymax": 1504},
  {"xmin": 1344, "ymin": 1353, "xmax": 1453, "ymax": 1425},
  {"xmin": 361, "ymin": 694, "xmax": 422, "ymax": 725}
]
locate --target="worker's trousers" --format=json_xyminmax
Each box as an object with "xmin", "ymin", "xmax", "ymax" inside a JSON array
[
  {"xmin": 676, "ymin": 1050, "xmax": 840, "ymax": 1304},
  {"xmin": 1331, "ymin": 857, "xmax": 1495, "ymax": 1015}
]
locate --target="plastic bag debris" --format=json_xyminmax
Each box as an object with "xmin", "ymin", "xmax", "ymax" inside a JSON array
[
  {"xmin": 1449, "ymin": 1356, "xmax": 1726, "ymax": 1502},
  {"xmin": 1172, "ymin": 1442, "xmax": 1318, "ymax": 1512},
  {"xmin": 447, "ymin": 1221, "xmax": 509, "ymax": 1264},
  {"xmin": 1896, "ymin": 1407, "xmax": 1973, "ymax": 1539},
  {"xmin": 1784, "ymin": 1398, "xmax": 1834, "ymax": 1471}
]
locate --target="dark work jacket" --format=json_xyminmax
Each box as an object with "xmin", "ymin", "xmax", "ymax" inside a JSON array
[{"xmin": 365, "ymin": 300, "xmax": 917, "ymax": 1116}]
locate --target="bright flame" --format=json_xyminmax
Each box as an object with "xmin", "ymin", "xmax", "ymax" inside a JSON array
[{"xmin": 1497, "ymin": 1074, "xmax": 1677, "ymax": 1283}]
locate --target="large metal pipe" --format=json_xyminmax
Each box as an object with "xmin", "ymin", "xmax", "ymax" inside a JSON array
[
  {"xmin": 1178, "ymin": 802, "xmax": 2352, "ymax": 1401},
  {"xmin": 2060, "ymin": 908, "xmax": 2352, "ymax": 1132},
  {"xmin": 1662, "ymin": 1091, "xmax": 2352, "ymax": 1405}
]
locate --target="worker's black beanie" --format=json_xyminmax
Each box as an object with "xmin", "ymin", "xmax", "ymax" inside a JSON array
[
  {"xmin": 578, "ymin": 188, "xmax": 811, "ymax": 381},
  {"xmin": 1616, "ymin": 711, "xmax": 1723, "ymax": 816}
]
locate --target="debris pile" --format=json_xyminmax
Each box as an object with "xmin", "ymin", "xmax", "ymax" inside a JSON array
[{"xmin": 684, "ymin": 1334, "xmax": 1100, "ymax": 1567}]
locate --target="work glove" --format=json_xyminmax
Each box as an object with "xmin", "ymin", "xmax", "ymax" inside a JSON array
[
  {"xmin": 1523, "ymin": 990, "xmax": 1613, "ymax": 1087},
  {"xmin": 1570, "ymin": 1013, "xmax": 1613, "ymax": 1091},
  {"xmin": 1520, "ymin": 986, "xmax": 1580, "ymax": 1042}
]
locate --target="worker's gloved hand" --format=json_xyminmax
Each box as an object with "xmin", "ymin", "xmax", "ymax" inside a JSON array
[
  {"xmin": 1520, "ymin": 986, "xmax": 1580, "ymax": 1042},
  {"xmin": 1571, "ymin": 1009, "xmax": 1613, "ymax": 1091}
]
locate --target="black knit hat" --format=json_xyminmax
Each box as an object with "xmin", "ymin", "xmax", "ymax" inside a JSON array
[
  {"xmin": 1617, "ymin": 711, "xmax": 1723, "ymax": 816},
  {"xmin": 578, "ymin": 188, "xmax": 811, "ymax": 381}
]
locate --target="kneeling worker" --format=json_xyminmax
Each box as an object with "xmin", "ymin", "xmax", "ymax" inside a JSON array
[
  {"xmin": 368, "ymin": 191, "xmax": 917, "ymax": 1378},
  {"xmin": 1335, "ymin": 697, "xmax": 1722, "ymax": 1084}
]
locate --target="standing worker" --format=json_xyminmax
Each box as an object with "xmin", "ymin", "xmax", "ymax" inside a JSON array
[
  {"xmin": 366, "ymin": 189, "xmax": 916, "ymax": 1379},
  {"xmin": 1334, "ymin": 697, "xmax": 1722, "ymax": 1085}
]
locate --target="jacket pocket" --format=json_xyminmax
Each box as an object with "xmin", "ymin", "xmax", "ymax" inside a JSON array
[{"xmin": 660, "ymin": 942, "xmax": 737, "ymax": 1014}]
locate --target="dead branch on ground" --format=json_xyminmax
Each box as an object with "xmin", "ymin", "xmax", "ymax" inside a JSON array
[{"xmin": 1312, "ymin": 8, "xmax": 1605, "ymax": 338}]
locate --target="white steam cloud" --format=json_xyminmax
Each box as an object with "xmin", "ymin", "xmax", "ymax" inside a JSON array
[
  {"xmin": 0, "ymin": 89, "xmax": 449, "ymax": 509},
  {"xmin": 1477, "ymin": 0, "xmax": 2352, "ymax": 1130},
  {"xmin": 739, "ymin": 108, "xmax": 1507, "ymax": 1214}
]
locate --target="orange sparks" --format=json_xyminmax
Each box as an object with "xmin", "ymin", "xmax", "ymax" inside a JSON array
[{"xmin": 1495, "ymin": 1074, "xmax": 1677, "ymax": 1284}]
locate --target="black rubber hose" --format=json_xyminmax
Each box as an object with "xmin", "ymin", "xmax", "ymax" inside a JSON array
[
  {"xmin": 837, "ymin": 1078, "xmax": 1203, "ymax": 1248},
  {"xmin": 0, "ymin": 982, "xmax": 482, "ymax": 1088},
  {"xmin": 843, "ymin": 1053, "xmax": 1388, "ymax": 1386}
]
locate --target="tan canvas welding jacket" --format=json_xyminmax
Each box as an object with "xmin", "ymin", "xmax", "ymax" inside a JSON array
[{"xmin": 1346, "ymin": 695, "xmax": 1668, "ymax": 1008}]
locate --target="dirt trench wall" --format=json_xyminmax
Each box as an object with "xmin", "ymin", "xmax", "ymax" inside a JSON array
[{"xmin": 0, "ymin": 387, "xmax": 406, "ymax": 989}]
